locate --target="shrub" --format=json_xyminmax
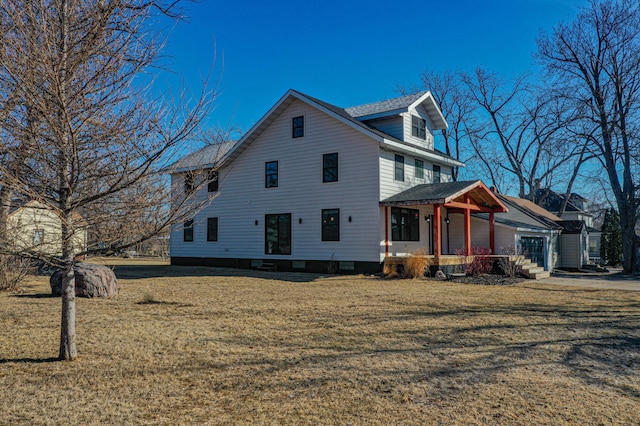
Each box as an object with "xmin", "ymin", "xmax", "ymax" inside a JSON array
[
  {"xmin": 404, "ymin": 249, "xmax": 429, "ymax": 279},
  {"xmin": 0, "ymin": 255, "xmax": 33, "ymax": 291},
  {"xmin": 462, "ymin": 247, "xmax": 493, "ymax": 276},
  {"xmin": 497, "ymin": 246, "xmax": 524, "ymax": 277},
  {"xmin": 467, "ymin": 247, "xmax": 493, "ymax": 275}
]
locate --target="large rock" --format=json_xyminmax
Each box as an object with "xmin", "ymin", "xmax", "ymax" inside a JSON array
[{"xmin": 50, "ymin": 263, "xmax": 118, "ymax": 298}]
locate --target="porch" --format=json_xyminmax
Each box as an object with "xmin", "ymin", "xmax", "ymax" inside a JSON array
[{"xmin": 380, "ymin": 180, "xmax": 508, "ymax": 258}]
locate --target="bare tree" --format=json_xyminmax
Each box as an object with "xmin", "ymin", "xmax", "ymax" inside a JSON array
[
  {"xmin": 416, "ymin": 69, "xmax": 479, "ymax": 181},
  {"xmin": 460, "ymin": 68, "xmax": 590, "ymax": 198},
  {"xmin": 0, "ymin": 0, "xmax": 217, "ymax": 360},
  {"xmin": 538, "ymin": 0, "xmax": 640, "ymax": 274}
]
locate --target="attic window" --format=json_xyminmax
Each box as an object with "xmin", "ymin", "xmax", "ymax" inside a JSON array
[
  {"xmin": 33, "ymin": 229, "xmax": 44, "ymax": 245},
  {"xmin": 411, "ymin": 115, "xmax": 426, "ymax": 140},
  {"xmin": 208, "ymin": 170, "xmax": 218, "ymax": 192},
  {"xmin": 292, "ymin": 116, "xmax": 304, "ymax": 138},
  {"xmin": 184, "ymin": 172, "xmax": 195, "ymax": 193}
]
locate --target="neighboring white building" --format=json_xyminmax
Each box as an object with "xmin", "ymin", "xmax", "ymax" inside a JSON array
[
  {"xmin": 169, "ymin": 89, "xmax": 509, "ymax": 274},
  {"xmin": 7, "ymin": 200, "xmax": 87, "ymax": 258},
  {"xmin": 529, "ymin": 189, "xmax": 602, "ymax": 267}
]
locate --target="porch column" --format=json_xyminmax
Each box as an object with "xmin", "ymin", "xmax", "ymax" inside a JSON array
[
  {"xmin": 489, "ymin": 211, "xmax": 495, "ymax": 254},
  {"xmin": 433, "ymin": 204, "xmax": 441, "ymax": 258},
  {"xmin": 464, "ymin": 195, "xmax": 471, "ymax": 255}
]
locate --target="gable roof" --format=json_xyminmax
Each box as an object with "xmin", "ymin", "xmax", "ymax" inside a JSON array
[
  {"xmin": 500, "ymin": 194, "xmax": 562, "ymax": 221},
  {"xmin": 345, "ymin": 91, "xmax": 448, "ymax": 129},
  {"xmin": 380, "ymin": 180, "xmax": 508, "ymax": 212},
  {"xmin": 473, "ymin": 213, "xmax": 555, "ymax": 233},
  {"xmin": 528, "ymin": 188, "xmax": 589, "ymax": 214},
  {"xmin": 557, "ymin": 220, "xmax": 586, "ymax": 234},
  {"xmin": 345, "ymin": 92, "xmax": 425, "ymax": 118},
  {"xmin": 496, "ymin": 193, "xmax": 563, "ymax": 230},
  {"xmin": 219, "ymin": 89, "xmax": 462, "ymax": 170}
]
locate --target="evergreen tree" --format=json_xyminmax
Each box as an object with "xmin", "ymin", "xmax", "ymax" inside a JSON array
[{"xmin": 600, "ymin": 209, "xmax": 622, "ymax": 266}]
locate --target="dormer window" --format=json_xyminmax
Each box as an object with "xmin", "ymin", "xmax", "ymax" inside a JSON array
[
  {"xmin": 411, "ymin": 115, "xmax": 426, "ymax": 140},
  {"xmin": 292, "ymin": 116, "xmax": 304, "ymax": 138}
]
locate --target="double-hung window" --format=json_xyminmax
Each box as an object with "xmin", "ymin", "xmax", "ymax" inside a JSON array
[
  {"xmin": 208, "ymin": 170, "xmax": 218, "ymax": 192},
  {"xmin": 33, "ymin": 229, "xmax": 44, "ymax": 245},
  {"xmin": 292, "ymin": 116, "xmax": 304, "ymax": 138},
  {"xmin": 265, "ymin": 161, "xmax": 278, "ymax": 188},
  {"xmin": 183, "ymin": 219, "xmax": 194, "ymax": 242},
  {"xmin": 184, "ymin": 172, "xmax": 195, "ymax": 193},
  {"xmin": 391, "ymin": 207, "xmax": 420, "ymax": 241},
  {"xmin": 395, "ymin": 154, "xmax": 405, "ymax": 181},
  {"xmin": 415, "ymin": 159, "xmax": 424, "ymax": 179},
  {"xmin": 207, "ymin": 217, "xmax": 218, "ymax": 241},
  {"xmin": 433, "ymin": 165, "xmax": 441, "ymax": 183},
  {"xmin": 323, "ymin": 153, "xmax": 338, "ymax": 183},
  {"xmin": 412, "ymin": 115, "xmax": 426, "ymax": 139}
]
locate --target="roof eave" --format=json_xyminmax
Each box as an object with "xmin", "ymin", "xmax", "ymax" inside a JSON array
[
  {"xmin": 380, "ymin": 140, "xmax": 465, "ymax": 167},
  {"xmin": 409, "ymin": 91, "xmax": 448, "ymax": 130},
  {"xmin": 352, "ymin": 108, "xmax": 407, "ymax": 121}
]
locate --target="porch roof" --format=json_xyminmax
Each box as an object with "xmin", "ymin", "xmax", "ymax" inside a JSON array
[{"xmin": 380, "ymin": 180, "xmax": 508, "ymax": 213}]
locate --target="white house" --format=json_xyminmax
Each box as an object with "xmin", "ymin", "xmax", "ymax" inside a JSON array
[
  {"xmin": 169, "ymin": 89, "xmax": 510, "ymax": 274},
  {"xmin": 7, "ymin": 200, "xmax": 87, "ymax": 258}
]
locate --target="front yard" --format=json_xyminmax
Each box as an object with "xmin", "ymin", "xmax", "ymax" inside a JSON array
[{"xmin": 1, "ymin": 261, "xmax": 639, "ymax": 425}]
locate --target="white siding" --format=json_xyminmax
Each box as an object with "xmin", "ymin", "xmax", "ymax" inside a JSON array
[
  {"xmin": 378, "ymin": 205, "xmax": 437, "ymax": 260},
  {"xmin": 402, "ymin": 105, "xmax": 435, "ymax": 149},
  {"xmin": 171, "ymin": 99, "xmax": 381, "ymax": 263},
  {"xmin": 379, "ymin": 150, "xmax": 451, "ymax": 200},
  {"xmin": 8, "ymin": 202, "xmax": 86, "ymax": 257}
]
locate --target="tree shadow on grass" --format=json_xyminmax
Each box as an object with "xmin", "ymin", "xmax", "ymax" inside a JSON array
[
  {"xmin": 0, "ymin": 357, "xmax": 59, "ymax": 364},
  {"xmin": 12, "ymin": 293, "xmax": 58, "ymax": 299},
  {"xmin": 109, "ymin": 264, "xmax": 336, "ymax": 283}
]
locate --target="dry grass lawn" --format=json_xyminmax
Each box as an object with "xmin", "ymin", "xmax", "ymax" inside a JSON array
[{"xmin": 1, "ymin": 259, "xmax": 639, "ymax": 425}]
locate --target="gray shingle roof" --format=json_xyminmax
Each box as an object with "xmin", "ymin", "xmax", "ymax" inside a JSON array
[
  {"xmin": 473, "ymin": 213, "xmax": 552, "ymax": 232},
  {"xmin": 294, "ymin": 90, "xmax": 460, "ymax": 164},
  {"xmin": 345, "ymin": 92, "xmax": 426, "ymax": 118},
  {"xmin": 167, "ymin": 141, "xmax": 237, "ymax": 172},
  {"xmin": 528, "ymin": 189, "xmax": 587, "ymax": 213},
  {"xmin": 381, "ymin": 181, "xmax": 481, "ymax": 204}
]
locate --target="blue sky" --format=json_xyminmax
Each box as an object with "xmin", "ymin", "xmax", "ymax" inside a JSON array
[{"xmin": 162, "ymin": 0, "xmax": 586, "ymax": 133}]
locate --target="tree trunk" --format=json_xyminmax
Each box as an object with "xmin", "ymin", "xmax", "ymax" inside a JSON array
[
  {"xmin": 620, "ymin": 205, "xmax": 638, "ymax": 274},
  {"xmin": 58, "ymin": 262, "xmax": 76, "ymax": 360},
  {"xmin": 0, "ymin": 187, "xmax": 11, "ymax": 240}
]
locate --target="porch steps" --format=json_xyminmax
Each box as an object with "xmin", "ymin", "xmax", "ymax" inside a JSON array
[{"xmin": 519, "ymin": 258, "xmax": 550, "ymax": 280}]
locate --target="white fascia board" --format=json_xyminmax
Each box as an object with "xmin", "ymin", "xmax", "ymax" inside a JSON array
[
  {"xmin": 409, "ymin": 91, "xmax": 448, "ymax": 130},
  {"xmin": 380, "ymin": 139, "xmax": 465, "ymax": 167},
  {"xmin": 494, "ymin": 221, "xmax": 551, "ymax": 234},
  {"xmin": 352, "ymin": 108, "xmax": 407, "ymax": 121}
]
